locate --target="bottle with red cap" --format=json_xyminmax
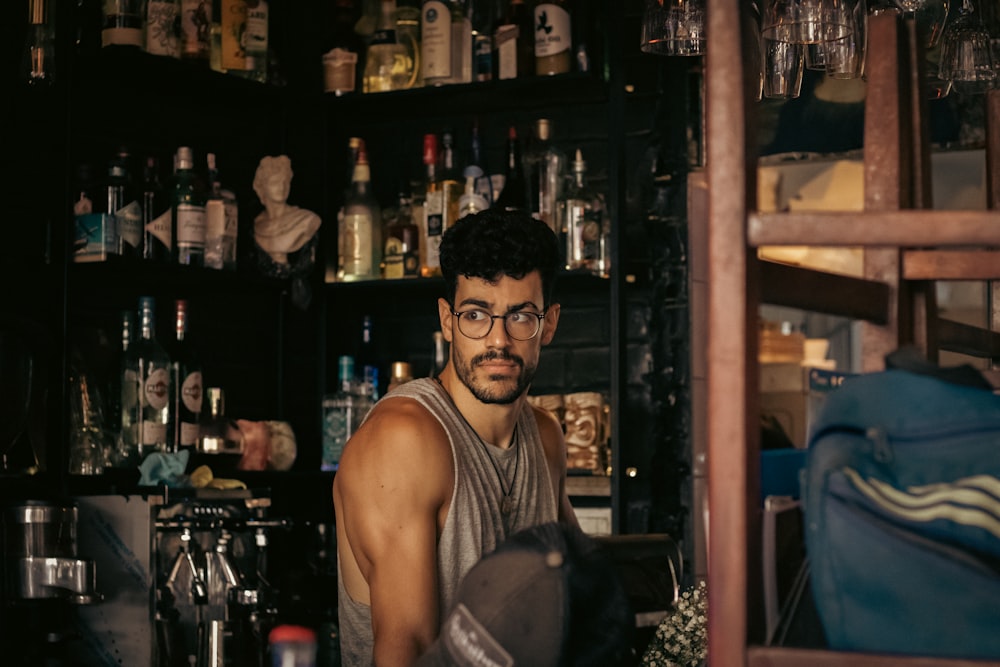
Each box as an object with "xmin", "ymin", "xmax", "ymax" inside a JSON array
[{"xmin": 268, "ymin": 624, "xmax": 317, "ymax": 667}]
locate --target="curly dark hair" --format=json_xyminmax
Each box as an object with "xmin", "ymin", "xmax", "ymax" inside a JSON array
[{"xmin": 439, "ymin": 207, "xmax": 560, "ymax": 307}]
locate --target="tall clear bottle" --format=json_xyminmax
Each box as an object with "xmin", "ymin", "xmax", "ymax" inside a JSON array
[
  {"xmin": 420, "ymin": 0, "xmax": 453, "ymax": 85},
  {"xmin": 172, "ymin": 146, "xmax": 206, "ymax": 267},
  {"xmin": 524, "ymin": 118, "xmax": 565, "ymax": 235},
  {"xmin": 449, "ymin": 0, "xmax": 472, "ymax": 84},
  {"xmin": 171, "ymin": 299, "xmax": 203, "ymax": 455},
  {"xmin": 559, "ymin": 148, "xmax": 607, "ymax": 275},
  {"xmin": 493, "ymin": 125, "xmax": 529, "ymax": 212},
  {"xmin": 419, "ymin": 132, "xmax": 459, "ymax": 277},
  {"xmin": 204, "ymin": 152, "xmax": 238, "ymax": 270},
  {"xmin": 110, "ymin": 308, "xmax": 136, "ymax": 466},
  {"xmin": 363, "ymin": 0, "xmax": 410, "ymax": 92},
  {"xmin": 534, "ymin": 0, "xmax": 572, "ymax": 75},
  {"xmin": 121, "ymin": 296, "xmax": 173, "ymax": 461},
  {"xmin": 142, "ymin": 155, "xmax": 172, "ymax": 262},
  {"xmin": 107, "ymin": 148, "xmax": 143, "ymax": 259},
  {"xmin": 337, "ymin": 145, "xmax": 382, "ymax": 281}
]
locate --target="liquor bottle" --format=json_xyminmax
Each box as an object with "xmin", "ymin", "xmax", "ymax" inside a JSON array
[
  {"xmin": 109, "ymin": 308, "xmax": 136, "ymax": 466},
  {"xmin": 363, "ymin": 0, "xmax": 409, "ymax": 92},
  {"xmin": 121, "ymin": 296, "xmax": 173, "ymax": 460},
  {"xmin": 204, "ymin": 152, "xmax": 238, "ymax": 270},
  {"xmin": 218, "ymin": 0, "xmax": 246, "ymax": 71},
  {"xmin": 534, "ymin": 0, "xmax": 571, "ymax": 75},
  {"xmin": 72, "ymin": 161, "xmax": 111, "ymax": 263},
  {"xmin": 179, "ymin": 0, "xmax": 212, "ymax": 65},
  {"xmin": 439, "ymin": 130, "xmax": 463, "ymax": 219},
  {"xmin": 524, "ymin": 117, "xmax": 566, "ymax": 235},
  {"xmin": 467, "ymin": 119, "xmax": 493, "ymax": 204},
  {"xmin": 108, "ymin": 148, "xmax": 143, "ymax": 259},
  {"xmin": 241, "ymin": 0, "xmax": 268, "ymax": 82},
  {"xmin": 197, "ymin": 387, "xmax": 243, "ymax": 454},
  {"xmin": 420, "ymin": 0, "xmax": 453, "ymax": 85},
  {"xmin": 142, "ymin": 156, "xmax": 172, "ymax": 262},
  {"xmin": 494, "ymin": 0, "xmax": 533, "ymax": 80},
  {"xmin": 449, "ymin": 0, "xmax": 472, "ymax": 84},
  {"xmin": 337, "ymin": 145, "xmax": 382, "ymax": 281},
  {"xmin": 145, "ymin": 0, "xmax": 180, "ymax": 57},
  {"xmin": 493, "ymin": 125, "xmax": 529, "ymax": 212},
  {"xmin": 321, "ymin": 355, "xmax": 374, "ymax": 471},
  {"xmin": 357, "ymin": 315, "xmax": 380, "ymax": 400},
  {"xmin": 420, "ymin": 133, "xmax": 459, "ymax": 277},
  {"xmin": 383, "ymin": 192, "xmax": 420, "ymax": 279},
  {"xmin": 559, "ymin": 148, "xmax": 607, "ymax": 275},
  {"xmin": 323, "ymin": 0, "xmax": 364, "ymax": 95},
  {"xmin": 170, "ymin": 299, "xmax": 203, "ymax": 454},
  {"xmin": 172, "ymin": 146, "xmax": 207, "ymax": 267},
  {"xmin": 395, "ymin": 0, "xmax": 422, "ymax": 88},
  {"xmin": 458, "ymin": 166, "xmax": 490, "ymax": 219},
  {"xmin": 22, "ymin": 0, "xmax": 57, "ymax": 87},
  {"xmin": 102, "ymin": 0, "xmax": 144, "ymax": 47}
]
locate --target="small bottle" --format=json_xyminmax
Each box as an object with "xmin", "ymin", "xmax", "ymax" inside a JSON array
[
  {"xmin": 559, "ymin": 148, "xmax": 607, "ymax": 275},
  {"xmin": 102, "ymin": 0, "xmax": 144, "ymax": 48},
  {"xmin": 387, "ymin": 361, "xmax": 413, "ymax": 393},
  {"xmin": 418, "ymin": 133, "xmax": 442, "ymax": 277},
  {"xmin": 268, "ymin": 625, "xmax": 317, "ymax": 667},
  {"xmin": 241, "ymin": 0, "xmax": 268, "ymax": 82},
  {"xmin": 204, "ymin": 153, "xmax": 238, "ymax": 270},
  {"xmin": 107, "ymin": 148, "xmax": 144, "ymax": 259},
  {"xmin": 122, "ymin": 296, "xmax": 173, "ymax": 460},
  {"xmin": 172, "ymin": 146, "xmax": 207, "ymax": 267},
  {"xmin": 524, "ymin": 118, "xmax": 566, "ymax": 235},
  {"xmin": 142, "ymin": 156, "xmax": 172, "ymax": 263},
  {"xmin": 337, "ymin": 145, "xmax": 382, "ymax": 281},
  {"xmin": 197, "ymin": 388, "xmax": 243, "ymax": 454},
  {"xmin": 493, "ymin": 125, "xmax": 529, "ymax": 213},
  {"xmin": 322, "ymin": 355, "xmax": 374, "ymax": 471},
  {"xmin": 534, "ymin": 0, "xmax": 572, "ymax": 76},
  {"xmin": 145, "ymin": 0, "xmax": 180, "ymax": 58},
  {"xmin": 458, "ymin": 166, "xmax": 489, "ymax": 219},
  {"xmin": 383, "ymin": 192, "xmax": 420, "ymax": 279},
  {"xmin": 171, "ymin": 299, "xmax": 203, "ymax": 454},
  {"xmin": 179, "ymin": 0, "xmax": 212, "ymax": 65}
]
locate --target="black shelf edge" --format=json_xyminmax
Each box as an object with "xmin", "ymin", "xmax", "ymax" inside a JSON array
[
  {"xmin": 68, "ymin": 259, "xmax": 292, "ymax": 295},
  {"xmin": 323, "ymin": 271, "xmax": 610, "ymax": 296}
]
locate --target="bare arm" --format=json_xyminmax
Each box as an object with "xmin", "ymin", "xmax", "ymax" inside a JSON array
[
  {"xmin": 334, "ymin": 398, "xmax": 454, "ymax": 666},
  {"xmin": 532, "ymin": 404, "xmax": 579, "ymax": 528}
]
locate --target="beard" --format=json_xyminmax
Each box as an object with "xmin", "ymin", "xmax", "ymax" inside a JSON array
[{"xmin": 454, "ymin": 347, "xmax": 537, "ymax": 405}]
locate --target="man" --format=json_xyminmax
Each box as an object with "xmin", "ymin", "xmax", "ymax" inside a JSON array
[{"xmin": 333, "ymin": 207, "xmax": 578, "ymax": 666}]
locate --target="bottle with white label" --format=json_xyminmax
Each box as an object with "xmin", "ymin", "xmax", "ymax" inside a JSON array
[
  {"xmin": 420, "ymin": 0, "xmax": 452, "ymax": 85},
  {"xmin": 121, "ymin": 296, "xmax": 173, "ymax": 460},
  {"xmin": 204, "ymin": 152, "xmax": 238, "ymax": 270},
  {"xmin": 449, "ymin": 0, "xmax": 472, "ymax": 84},
  {"xmin": 241, "ymin": 0, "xmax": 268, "ymax": 82},
  {"xmin": 170, "ymin": 299, "xmax": 203, "ymax": 454},
  {"xmin": 534, "ymin": 0, "xmax": 571, "ymax": 75},
  {"xmin": 337, "ymin": 145, "xmax": 382, "ymax": 281},
  {"xmin": 172, "ymin": 146, "xmax": 206, "ymax": 267},
  {"xmin": 145, "ymin": 0, "xmax": 180, "ymax": 57}
]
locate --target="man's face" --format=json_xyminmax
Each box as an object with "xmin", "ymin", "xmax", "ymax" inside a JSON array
[{"xmin": 439, "ymin": 272, "xmax": 559, "ymax": 405}]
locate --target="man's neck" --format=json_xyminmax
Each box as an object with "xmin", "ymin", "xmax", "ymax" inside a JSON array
[{"xmin": 436, "ymin": 369, "xmax": 524, "ymax": 449}]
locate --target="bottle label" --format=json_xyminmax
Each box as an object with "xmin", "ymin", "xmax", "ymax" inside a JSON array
[
  {"xmin": 176, "ymin": 203, "xmax": 206, "ymax": 248},
  {"xmin": 495, "ymin": 24, "xmax": 518, "ymax": 80},
  {"xmin": 421, "ymin": 1, "xmax": 452, "ymax": 81},
  {"xmin": 180, "ymin": 0, "xmax": 212, "ymax": 59},
  {"xmin": 205, "ymin": 199, "xmax": 226, "ymax": 238},
  {"xmin": 146, "ymin": 0, "xmax": 180, "ymax": 57},
  {"xmin": 424, "ymin": 191, "xmax": 444, "ymax": 271},
  {"xmin": 142, "ymin": 421, "xmax": 168, "ymax": 446},
  {"xmin": 147, "ymin": 209, "xmax": 172, "ymax": 250},
  {"xmin": 181, "ymin": 371, "xmax": 203, "ymax": 413},
  {"xmin": 223, "ymin": 196, "xmax": 238, "ymax": 239},
  {"xmin": 341, "ymin": 212, "xmax": 374, "ymax": 277},
  {"xmin": 384, "ymin": 237, "xmax": 405, "ymax": 279},
  {"xmin": 534, "ymin": 4, "xmax": 571, "ymax": 58},
  {"xmin": 117, "ymin": 201, "xmax": 143, "ymax": 250},
  {"xmin": 180, "ymin": 421, "xmax": 200, "ymax": 447},
  {"xmin": 144, "ymin": 367, "xmax": 170, "ymax": 410},
  {"xmin": 244, "ymin": 2, "xmax": 268, "ymax": 72},
  {"xmin": 220, "ymin": 0, "xmax": 247, "ymax": 69}
]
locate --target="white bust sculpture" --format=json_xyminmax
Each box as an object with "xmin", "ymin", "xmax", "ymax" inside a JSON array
[{"xmin": 253, "ymin": 155, "xmax": 322, "ymax": 267}]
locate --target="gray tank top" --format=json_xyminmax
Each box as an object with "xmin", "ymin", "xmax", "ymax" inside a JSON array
[{"xmin": 337, "ymin": 377, "xmax": 558, "ymax": 666}]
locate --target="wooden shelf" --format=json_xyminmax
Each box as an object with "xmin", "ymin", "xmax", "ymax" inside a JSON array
[
  {"xmin": 759, "ymin": 260, "xmax": 890, "ymax": 324},
  {"xmin": 903, "ymin": 249, "xmax": 1000, "ymax": 280}
]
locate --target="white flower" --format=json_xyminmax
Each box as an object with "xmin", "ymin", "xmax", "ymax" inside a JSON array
[{"xmin": 641, "ymin": 580, "xmax": 708, "ymax": 667}]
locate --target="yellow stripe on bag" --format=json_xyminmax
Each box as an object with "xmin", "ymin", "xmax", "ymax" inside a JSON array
[{"xmin": 843, "ymin": 467, "xmax": 1000, "ymax": 540}]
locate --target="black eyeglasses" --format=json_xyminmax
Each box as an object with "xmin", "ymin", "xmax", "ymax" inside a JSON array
[{"xmin": 451, "ymin": 308, "xmax": 547, "ymax": 341}]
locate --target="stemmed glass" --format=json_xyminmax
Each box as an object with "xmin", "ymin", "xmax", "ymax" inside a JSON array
[
  {"xmin": 938, "ymin": 0, "xmax": 997, "ymax": 94},
  {"xmin": 894, "ymin": 0, "xmax": 950, "ymax": 47}
]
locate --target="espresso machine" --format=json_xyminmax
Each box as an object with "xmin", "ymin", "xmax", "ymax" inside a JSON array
[
  {"xmin": 73, "ymin": 488, "xmax": 286, "ymax": 667},
  {"xmin": 1, "ymin": 500, "xmax": 103, "ymax": 666}
]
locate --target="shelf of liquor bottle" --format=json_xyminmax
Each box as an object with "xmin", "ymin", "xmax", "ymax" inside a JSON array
[
  {"xmin": 67, "ymin": 258, "xmax": 292, "ymax": 296},
  {"xmin": 323, "ymin": 71, "xmax": 610, "ymax": 122},
  {"xmin": 325, "ymin": 270, "xmax": 609, "ymax": 292}
]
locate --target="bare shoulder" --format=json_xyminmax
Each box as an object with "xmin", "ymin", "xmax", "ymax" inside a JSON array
[
  {"xmin": 335, "ymin": 396, "xmax": 454, "ymax": 500},
  {"xmin": 530, "ymin": 403, "xmax": 565, "ymax": 446}
]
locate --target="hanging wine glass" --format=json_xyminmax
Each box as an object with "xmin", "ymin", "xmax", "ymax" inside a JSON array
[
  {"xmin": 761, "ymin": 0, "xmax": 854, "ymax": 44},
  {"xmin": 893, "ymin": 0, "xmax": 950, "ymax": 47},
  {"xmin": 939, "ymin": 0, "xmax": 996, "ymax": 95}
]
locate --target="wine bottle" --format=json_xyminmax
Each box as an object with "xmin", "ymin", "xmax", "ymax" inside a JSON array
[
  {"xmin": 172, "ymin": 146, "xmax": 207, "ymax": 267},
  {"xmin": 109, "ymin": 308, "xmax": 136, "ymax": 466},
  {"xmin": 241, "ymin": 0, "xmax": 268, "ymax": 82},
  {"xmin": 337, "ymin": 144, "xmax": 382, "ymax": 281},
  {"xmin": 534, "ymin": 0, "xmax": 572, "ymax": 75},
  {"xmin": 449, "ymin": 0, "xmax": 472, "ymax": 84},
  {"xmin": 493, "ymin": 125, "xmax": 529, "ymax": 212},
  {"xmin": 108, "ymin": 147, "xmax": 143, "ymax": 259},
  {"xmin": 145, "ymin": 0, "xmax": 180, "ymax": 58},
  {"xmin": 420, "ymin": 0, "xmax": 453, "ymax": 85},
  {"xmin": 170, "ymin": 299, "xmax": 203, "ymax": 454},
  {"xmin": 142, "ymin": 155, "xmax": 172, "ymax": 262},
  {"xmin": 122, "ymin": 296, "xmax": 173, "ymax": 460},
  {"xmin": 494, "ymin": 0, "xmax": 533, "ymax": 80},
  {"xmin": 204, "ymin": 152, "xmax": 238, "ymax": 270}
]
